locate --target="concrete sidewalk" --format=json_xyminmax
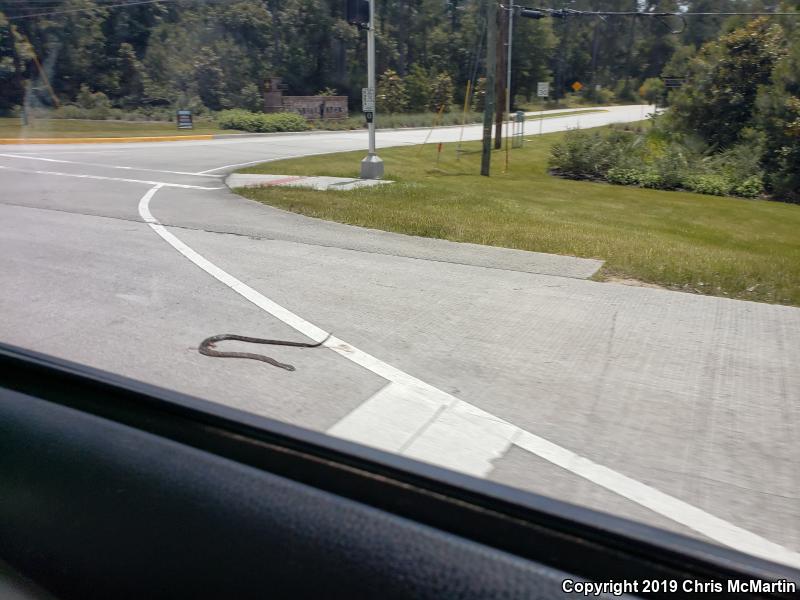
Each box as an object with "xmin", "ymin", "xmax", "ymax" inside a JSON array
[{"xmin": 226, "ymin": 173, "xmax": 392, "ymax": 191}]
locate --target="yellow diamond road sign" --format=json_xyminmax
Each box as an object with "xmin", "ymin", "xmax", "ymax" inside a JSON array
[{"xmin": 571, "ymin": 81, "xmax": 583, "ymax": 92}]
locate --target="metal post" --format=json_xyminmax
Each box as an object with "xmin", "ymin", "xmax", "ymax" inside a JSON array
[
  {"xmin": 360, "ymin": 0, "xmax": 384, "ymax": 179},
  {"xmin": 480, "ymin": 0, "xmax": 497, "ymax": 177},
  {"xmin": 504, "ymin": 3, "xmax": 513, "ymax": 172}
]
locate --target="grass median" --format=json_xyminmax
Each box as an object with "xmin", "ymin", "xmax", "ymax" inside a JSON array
[
  {"xmin": 236, "ymin": 125, "xmax": 800, "ymax": 306},
  {"xmin": 0, "ymin": 117, "xmax": 231, "ymax": 138}
]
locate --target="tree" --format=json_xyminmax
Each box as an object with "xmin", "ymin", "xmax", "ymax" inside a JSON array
[
  {"xmin": 510, "ymin": 16, "xmax": 555, "ymax": 101},
  {"xmin": 405, "ymin": 64, "xmax": 431, "ymax": 112},
  {"xmin": 76, "ymin": 83, "xmax": 112, "ymax": 117},
  {"xmin": 639, "ymin": 77, "xmax": 665, "ymax": 106},
  {"xmin": 667, "ymin": 18, "xmax": 786, "ymax": 148},
  {"xmin": 756, "ymin": 22, "xmax": 800, "ymax": 200},
  {"xmin": 377, "ymin": 69, "xmax": 407, "ymax": 113},
  {"xmin": 117, "ymin": 43, "xmax": 147, "ymax": 107},
  {"xmin": 194, "ymin": 47, "xmax": 230, "ymax": 111},
  {"xmin": 0, "ymin": 13, "xmax": 33, "ymax": 113},
  {"xmin": 0, "ymin": 0, "xmax": 752, "ymax": 117},
  {"xmin": 239, "ymin": 82, "xmax": 263, "ymax": 112},
  {"xmin": 429, "ymin": 71, "xmax": 454, "ymax": 113}
]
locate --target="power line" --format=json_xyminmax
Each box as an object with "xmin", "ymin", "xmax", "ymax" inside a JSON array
[
  {"xmin": 4, "ymin": 0, "xmax": 186, "ymax": 20},
  {"xmin": 515, "ymin": 6, "xmax": 800, "ymax": 34},
  {"xmin": 521, "ymin": 7, "xmax": 800, "ymax": 18}
]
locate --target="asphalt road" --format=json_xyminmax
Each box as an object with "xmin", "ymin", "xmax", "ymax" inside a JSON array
[{"xmin": 2, "ymin": 105, "xmax": 799, "ymax": 568}]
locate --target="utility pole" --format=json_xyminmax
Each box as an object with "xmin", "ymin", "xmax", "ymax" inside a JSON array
[
  {"xmin": 493, "ymin": 7, "xmax": 506, "ymax": 150},
  {"xmin": 503, "ymin": 3, "xmax": 513, "ymax": 171},
  {"xmin": 480, "ymin": 0, "xmax": 497, "ymax": 177},
  {"xmin": 360, "ymin": 0, "xmax": 384, "ymax": 179}
]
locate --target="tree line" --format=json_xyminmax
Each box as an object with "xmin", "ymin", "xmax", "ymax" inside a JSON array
[
  {"xmin": 0, "ymin": 0, "xmax": 781, "ymax": 117},
  {"xmin": 550, "ymin": 15, "xmax": 800, "ymax": 201}
]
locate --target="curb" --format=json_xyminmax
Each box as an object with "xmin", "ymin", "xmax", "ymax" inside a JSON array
[{"xmin": 0, "ymin": 134, "xmax": 214, "ymax": 145}]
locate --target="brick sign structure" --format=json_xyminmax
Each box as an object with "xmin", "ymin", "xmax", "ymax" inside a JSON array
[
  {"xmin": 263, "ymin": 77, "xmax": 348, "ymax": 120},
  {"xmin": 281, "ymin": 96, "xmax": 349, "ymax": 120}
]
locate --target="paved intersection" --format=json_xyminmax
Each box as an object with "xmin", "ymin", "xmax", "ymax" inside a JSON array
[{"xmin": 1, "ymin": 105, "xmax": 799, "ymax": 567}]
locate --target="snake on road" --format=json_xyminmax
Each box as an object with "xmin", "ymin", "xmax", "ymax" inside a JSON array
[{"xmin": 199, "ymin": 333, "xmax": 331, "ymax": 371}]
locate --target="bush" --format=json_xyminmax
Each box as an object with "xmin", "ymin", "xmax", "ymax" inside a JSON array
[
  {"xmin": 216, "ymin": 110, "xmax": 309, "ymax": 133},
  {"xmin": 549, "ymin": 128, "xmax": 638, "ymax": 179},
  {"xmin": 405, "ymin": 65, "xmax": 432, "ymax": 113},
  {"xmin": 639, "ymin": 78, "xmax": 666, "ymax": 106},
  {"xmin": 684, "ymin": 174, "xmax": 733, "ymax": 196},
  {"xmin": 550, "ymin": 119, "xmax": 767, "ymax": 199},
  {"xmin": 651, "ymin": 144, "xmax": 690, "ymax": 189},
  {"xmin": 429, "ymin": 72, "xmax": 454, "ymax": 113},
  {"xmin": 377, "ymin": 69, "xmax": 408, "ymax": 114},
  {"xmin": 733, "ymin": 175, "xmax": 765, "ymax": 198},
  {"xmin": 587, "ymin": 87, "xmax": 615, "ymax": 105},
  {"xmin": 606, "ymin": 167, "xmax": 664, "ymax": 188},
  {"xmin": 75, "ymin": 84, "xmax": 113, "ymax": 119},
  {"xmin": 606, "ymin": 167, "xmax": 644, "ymax": 186},
  {"xmin": 638, "ymin": 170, "xmax": 665, "ymax": 189}
]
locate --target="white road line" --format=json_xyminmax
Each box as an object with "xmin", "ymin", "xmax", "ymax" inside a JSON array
[
  {"xmin": 0, "ymin": 165, "xmax": 223, "ymax": 190},
  {"xmin": 2, "ymin": 150, "xmax": 127, "ymax": 155},
  {"xmin": 512, "ymin": 430, "xmax": 800, "ymax": 569},
  {"xmin": 138, "ymin": 183, "xmax": 800, "ymax": 569},
  {"xmin": 0, "ymin": 153, "xmax": 223, "ymax": 178},
  {"xmin": 195, "ymin": 150, "xmax": 340, "ymax": 174},
  {"xmin": 196, "ymin": 158, "xmax": 280, "ymax": 174}
]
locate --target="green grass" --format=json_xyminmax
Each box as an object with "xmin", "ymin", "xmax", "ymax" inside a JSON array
[
  {"xmin": 0, "ymin": 117, "xmax": 231, "ymax": 138},
  {"xmin": 238, "ymin": 126, "xmax": 800, "ymax": 306},
  {"xmin": 308, "ymin": 108, "xmax": 606, "ymax": 131},
  {"xmin": 0, "ymin": 109, "xmax": 604, "ymax": 137}
]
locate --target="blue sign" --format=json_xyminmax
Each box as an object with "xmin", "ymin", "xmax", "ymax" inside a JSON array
[{"xmin": 176, "ymin": 110, "xmax": 193, "ymax": 129}]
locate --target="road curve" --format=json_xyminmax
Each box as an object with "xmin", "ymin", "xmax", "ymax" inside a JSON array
[{"xmin": 2, "ymin": 104, "xmax": 799, "ymax": 567}]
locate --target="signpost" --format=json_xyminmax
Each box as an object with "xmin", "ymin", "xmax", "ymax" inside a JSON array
[
  {"xmin": 359, "ymin": 0, "xmax": 383, "ymax": 180},
  {"xmin": 512, "ymin": 111, "xmax": 524, "ymax": 148},
  {"xmin": 176, "ymin": 110, "xmax": 193, "ymax": 130},
  {"xmin": 662, "ymin": 77, "xmax": 686, "ymax": 88},
  {"xmin": 537, "ymin": 82, "xmax": 549, "ymax": 98},
  {"xmin": 571, "ymin": 81, "xmax": 583, "ymax": 93},
  {"xmin": 361, "ymin": 87, "xmax": 375, "ymax": 112}
]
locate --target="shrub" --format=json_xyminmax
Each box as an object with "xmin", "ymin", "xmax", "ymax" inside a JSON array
[
  {"xmin": 638, "ymin": 170, "xmax": 665, "ymax": 189},
  {"xmin": 639, "ymin": 78, "xmax": 666, "ymax": 106},
  {"xmin": 651, "ymin": 144, "xmax": 690, "ymax": 189},
  {"xmin": 405, "ymin": 65, "xmax": 432, "ymax": 112},
  {"xmin": 238, "ymin": 83, "xmax": 263, "ymax": 112},
  {"xmin": 607, "ymin": 167, "xmax": 647, "ymax": 186},
  {"xmin": 75, "ymin": 84, "xmax": 112, "ymax": 119},
  {"xmin": 429, "ymin": 72, "xmax": 454, "ymax": 113},
  {"xmin": 216, "ymin": 110, "xmax": 309, "ymax": 133},
  {"xmin": 614, "ymin": 79, "xmax": 640, "ymax": 102},
  {"xmin": 549, "ymin": 128, "xmax": 639, "ymax": 179},
  {"xmin": 587, "ymin": 87, "xmax": 615, "ymax": 105},
  {"xmin": 550, "ymin": 118, "xmax": 769, "ymax": 199},
  {"xmin": 377, "ymin": 69, "xmax": 408, "ymax": 114},
  {"xmin": 733, "ymin": 175, "xmax": 765, "ymax": 198},
  {"xmin": 684, "ymin": 174, "xmax": 733, "ymax": 196},
  {"xmin": 57, "ymin": 105, "xmax": 85, "ymax": 119}
]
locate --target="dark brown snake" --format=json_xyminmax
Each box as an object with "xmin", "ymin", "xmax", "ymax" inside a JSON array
[{"xmin": 199, "ymin": 333, "xmax": 331, "ymax": 371}]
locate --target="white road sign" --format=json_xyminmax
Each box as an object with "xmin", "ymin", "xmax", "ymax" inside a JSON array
[
  {"xmin": 362, "ymin": 87, "xmax": 376, "ymax": 112},
  {"xmin": 537, "ymin": 82, "xmax": 549, "ymax": 98}
]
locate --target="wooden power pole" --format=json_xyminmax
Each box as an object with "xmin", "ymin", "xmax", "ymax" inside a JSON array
[
  {"xmin": 480, "ymin": 0, "xmax": 497, "ymax": 176},
  {"xmin": 494, "ymin": 6, "xmax": 507, "ymax": 150}
]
